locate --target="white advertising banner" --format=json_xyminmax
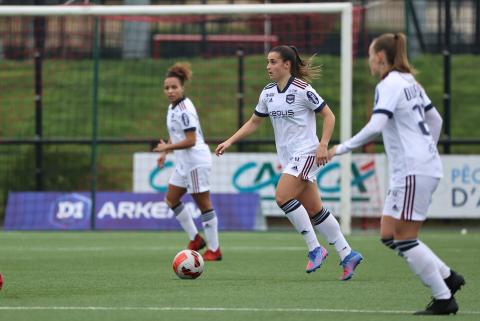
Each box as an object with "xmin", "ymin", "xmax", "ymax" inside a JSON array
[
  {"xmin": 134, "ymin": 152, "xmax": 388, "ymax": 217},
  {"xmin": 429, "ymin": 156, "xmax": 480, "ymax": 218}
]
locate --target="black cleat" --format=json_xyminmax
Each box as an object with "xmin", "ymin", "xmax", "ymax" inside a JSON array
[
  {"xmin": 414, "ymin": 297, "xmax": 458, "ymax": 315},
  {"xmin": 444, "ymin": 270, "xmax": 465, "ymax": 296}
]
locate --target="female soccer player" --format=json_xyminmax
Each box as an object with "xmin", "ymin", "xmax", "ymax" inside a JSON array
[
  {"xmin": 153, "ymin": 62, "xmax": 221, "ymax": 261},
  {"xmin": 215, "ymin": 45, "xmax": 362, "ymax": 279},
  {"xmin": 328, "ymin": 33, "xmax": 465, "ymax": 314}
]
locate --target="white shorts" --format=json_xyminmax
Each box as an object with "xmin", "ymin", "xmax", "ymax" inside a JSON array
[
  {"xmin": 283, "ymin": 155, "xmax": 321, "ymax": 182},
  {"xmin": 383, "ymin": 175, "xmax": 440, "ymax": 221},
  {"xmin": 168, "ymin": 166, "xmax": 211, "ymax": 194}
]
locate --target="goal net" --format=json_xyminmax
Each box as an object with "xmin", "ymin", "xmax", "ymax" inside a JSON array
[{"xmin": 0, "ymin": 3, "xmax": 354, "ymax": 233}]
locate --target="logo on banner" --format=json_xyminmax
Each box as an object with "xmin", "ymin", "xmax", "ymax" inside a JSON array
[
  {"xmin": 50, "ymin": 193, "xmax": 91, "ymax": 227},
  {"xmin": 149, "ymin": 160, "xmax": 175, "ymax": 192},
  {"xmin": 232, "ymin": 160, "xmax": 376, "ymax": 201}
]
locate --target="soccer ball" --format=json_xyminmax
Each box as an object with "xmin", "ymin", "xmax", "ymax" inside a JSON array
[{"xmin": 172, "ymin": 250, "xmax": 204, "ymax": 279}]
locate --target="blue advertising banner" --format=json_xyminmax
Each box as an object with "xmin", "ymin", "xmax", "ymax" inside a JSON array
[{"xmin": 4, "ymin": 192, "xmax": 260, "ymax": 231}]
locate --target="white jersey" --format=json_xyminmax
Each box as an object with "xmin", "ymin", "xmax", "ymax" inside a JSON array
[
  {"xmin": 373, "ymin": 71, "xmax": 443, "ymax": 186},
  {"xmin": 255, "ymin": 76, "xmax": 326, "ymax": 166},
  {"xmin": 166, "ymin": 97, "xmax": 211, "ymax": 173}
]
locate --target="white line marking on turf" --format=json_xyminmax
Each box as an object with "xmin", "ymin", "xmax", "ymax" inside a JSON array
[
  {"xmin": 0, "ymin": 306, "xmax": 479, "ymax": 315},
  {"xmin": 0, "ymin": 245, "xmax": 306, "ymax": 252}
]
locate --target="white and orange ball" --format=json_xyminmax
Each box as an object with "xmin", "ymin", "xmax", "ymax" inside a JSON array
[{"xmin": 172, "ymin": 250, "xmax": 204, "ymax": 279}]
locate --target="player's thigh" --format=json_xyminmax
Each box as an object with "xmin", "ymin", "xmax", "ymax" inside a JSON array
[
  {"xmin": 166, "ymin": 184, "xmax": 187, "ymax": 207},
  {"xmin": 296, "ymin": 181, "xmax": 323, "ymax": 216},
  {"xmin": 191, "ymin": 191, "xmax": 213, "ymax": 213},
  {"xmin": 275, "ymin": 173, "xmax": 308, "ymax": 206}
]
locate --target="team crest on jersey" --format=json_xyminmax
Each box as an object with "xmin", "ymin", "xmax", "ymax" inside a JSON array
[
  {"xmin": 181, "ymin": 113, "xmax": 190, "ymax": 127},
  {"xmin": 307, "ymin": 91, "xmax": 319, "ymax": 104},
  {"xmin": 286, "ymin": 94, "xmax": 295, "ymax": 104}
]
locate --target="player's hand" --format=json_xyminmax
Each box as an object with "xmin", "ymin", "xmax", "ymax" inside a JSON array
[
  {"xmin": 157, "ymin": 153, "xmax": 167, "ymax": 168},
  {"xmin": 215, "ymin": 141, "xmax": 231, "ymax": 156},
  {"xmin": 316, "ymin": 144, "xmax": 329, "ymax": 166},
  {"xmin": 153, "ymin": 139, "xmax": 169, "ymax": 153},
  {"xmin": 327, "ymin": 145, "xmax": 337, "ymax": 161}
]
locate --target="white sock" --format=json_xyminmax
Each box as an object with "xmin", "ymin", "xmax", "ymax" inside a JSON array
[
  {"xmin": 418, "ymin": 240, "xmax": 451, "ymax": 279},
  {"xmin": 396, "ymin": 239, "xmax": 451, "ymax": 300},
  {"xmin": 201, "ymin": 209, "xmax": 219, "ymax": 251},
  {"xmin": 281, "ymin": 199, "xmax": 320, "ymax": 252},
  {"xmin": 312, "ymin": 208, "xmax": 351, "ymax": 261},
  {"xmin": 172, "ymin": 202, "xmax": 198, "ymax": 241}
]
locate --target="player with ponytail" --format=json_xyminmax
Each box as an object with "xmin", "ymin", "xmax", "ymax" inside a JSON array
[
  {"xmin": 216, "ymin": 45, "xmax": 363, "ymax": 279},
  {"xmin": 329, "ymin": 33, "xmax": 465, "ymax": 315}
]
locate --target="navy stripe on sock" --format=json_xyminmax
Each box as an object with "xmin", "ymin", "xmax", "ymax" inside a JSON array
[
  {"xmin": 394, "ymin": 239, "xmax": 419, "ymax": 252},
  {"xmin": 172, "ymin": 202, "xmax": 184, "ymax": 215},
  {"xmin": 280, "ymin": 199, "xmax": 301, "ymax": 214},
  {"xmin": 201, "ymin": 209, "xmax": 216, "ymax": 222},
  {"xmin": 381, "ymin": 237, "xmax": 397, "ymax": 250},
  {"xmin": 311, "ymin": 208, "xmax": 330, "ymax": 225}
]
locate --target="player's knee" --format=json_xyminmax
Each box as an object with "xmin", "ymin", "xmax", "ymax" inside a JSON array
[
  {"xmin": 165, "ymin": 197, "xmax": 178, "ymax": 209},
  {"xmin": 275, "ymin": 192, "xmax": 290, "ymax": 207}
]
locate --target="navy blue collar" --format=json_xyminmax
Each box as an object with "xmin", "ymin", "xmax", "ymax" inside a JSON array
[
  {"xmin": 277, "ymin": 76, "xmax": 295, "ymax": 93},
  {"xmin": 172, "ymin": 96, "xmax": 187, "ymax": 109}
]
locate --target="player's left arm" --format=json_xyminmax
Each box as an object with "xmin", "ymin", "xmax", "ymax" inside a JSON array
[
  {"xmin": 153, "ymin": 131, "xmax": 196, "ymax": 153},
  {"xmin": 424, "ymin": 105, "xmax": 443, "ymax": 144},
  {"xmin": 330, "ymin": 113, "xmax": 389, "ymax": 158},
  {"xmin": 316, "ymin": 104, "xmax": 335, "ymax": 166}
]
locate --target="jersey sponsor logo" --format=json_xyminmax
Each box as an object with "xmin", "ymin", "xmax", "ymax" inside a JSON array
[
  {"xmin": 269, "ymin": 110, "xmax": 294, "ymax": 118},
  {"xmin": 306, "ymin": 91, "xmax": 319, "ymax": 104},
  {"xmin": 286, "ymin": 94, "xmax": 295, "ymax": 104},
  {"xmin": 181, "ymin": 113, "xmax": 190, "ymax": 127},
  {"xmin": 268, "ymin": 98, "xmax": 273, "ymax": 103},
  {"xmin": 266, "ymin": 93, "xmax": 275, "ymax": 97}
]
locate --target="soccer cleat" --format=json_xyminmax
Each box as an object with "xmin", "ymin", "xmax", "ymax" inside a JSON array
[
  {"xmin": 339, "ymin": 250, "xmax": 363, "ymax": 281},
  {"xmin": 444, "ymin": 270, "xmax": 465, "ymax": 296},
  {"xmin": 414, "ymin": 297, "xmax": 458, "ymax": 315},
  {"xmin": 187, "ymin": 234, "xmax": 206, "ymax": 251},
  {"xmin": 306, "ymin": 246, "xmax": 328, "ymax": 273},
  {"xmin": 203, "ymin": 248, "xmax": 222, "ymax": 261}
]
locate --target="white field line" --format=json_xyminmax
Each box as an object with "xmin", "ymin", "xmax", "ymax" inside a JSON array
[
  {"xmin": 0, "ymin": 245, "xmax": 478, "ymax": 253},
  {"xmin": 0, "ymin": 306, "xmax": 479, "ymax": 315},
  {"xmin": 0, "ymin": 245, "xmax": 306, "ymax": 252}
]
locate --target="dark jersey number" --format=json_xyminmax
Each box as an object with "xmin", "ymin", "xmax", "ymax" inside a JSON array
[{"xmin": 412, "ymin": 104, "xmax": 430, "ymax": 136}]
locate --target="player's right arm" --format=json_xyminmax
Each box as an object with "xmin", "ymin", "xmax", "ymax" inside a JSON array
[
  {"xmin": 155, "ymin": 138, "xmax": 172, "ymax": 168},
  {"xmin": 215, "ymin": 114, "xmax": 264, "ymax": 156}
]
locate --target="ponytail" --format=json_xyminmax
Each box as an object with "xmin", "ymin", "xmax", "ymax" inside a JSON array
[
  {"xmin": 373, "ymin": 32, "xmax": 416, "ymax": 77},
  {"xmin": 270, "ymin": 45, "xmax": 321, "ymax": 82}
]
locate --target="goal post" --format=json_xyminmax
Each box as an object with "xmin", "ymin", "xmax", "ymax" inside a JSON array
[{"xmin": 0, "ymin": 3, "xmax": 353, "ymax": 234}]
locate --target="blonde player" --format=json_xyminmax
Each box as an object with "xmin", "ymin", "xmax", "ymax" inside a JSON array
[
  {"xmin": 154, "ymin": 62, "xmax": 221, "ymax": 261},
  {"xmin": 216, "ymin": 45, "xmax": 363, "ymax": 279},
  {"xmin": 328, "ymin": 33, "xmax": 465, "ymax": 314}
]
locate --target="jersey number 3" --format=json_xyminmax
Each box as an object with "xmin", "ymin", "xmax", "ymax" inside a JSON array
[{"xmin": 413, "ymin": 104, "xmax": 430, "ymax": 136}]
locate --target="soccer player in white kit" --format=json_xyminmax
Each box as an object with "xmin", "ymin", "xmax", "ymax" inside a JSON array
[
  {"xmin": 329, "ymin": 33, "xmax": 465, "ymax": 314},
  {"xmin": 153, "ymin": 63, "xmax": 221, "ymax": 261},
  {"xmin": 216, "ymin": 45, "xmax": 363, "ymax": 279}
]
